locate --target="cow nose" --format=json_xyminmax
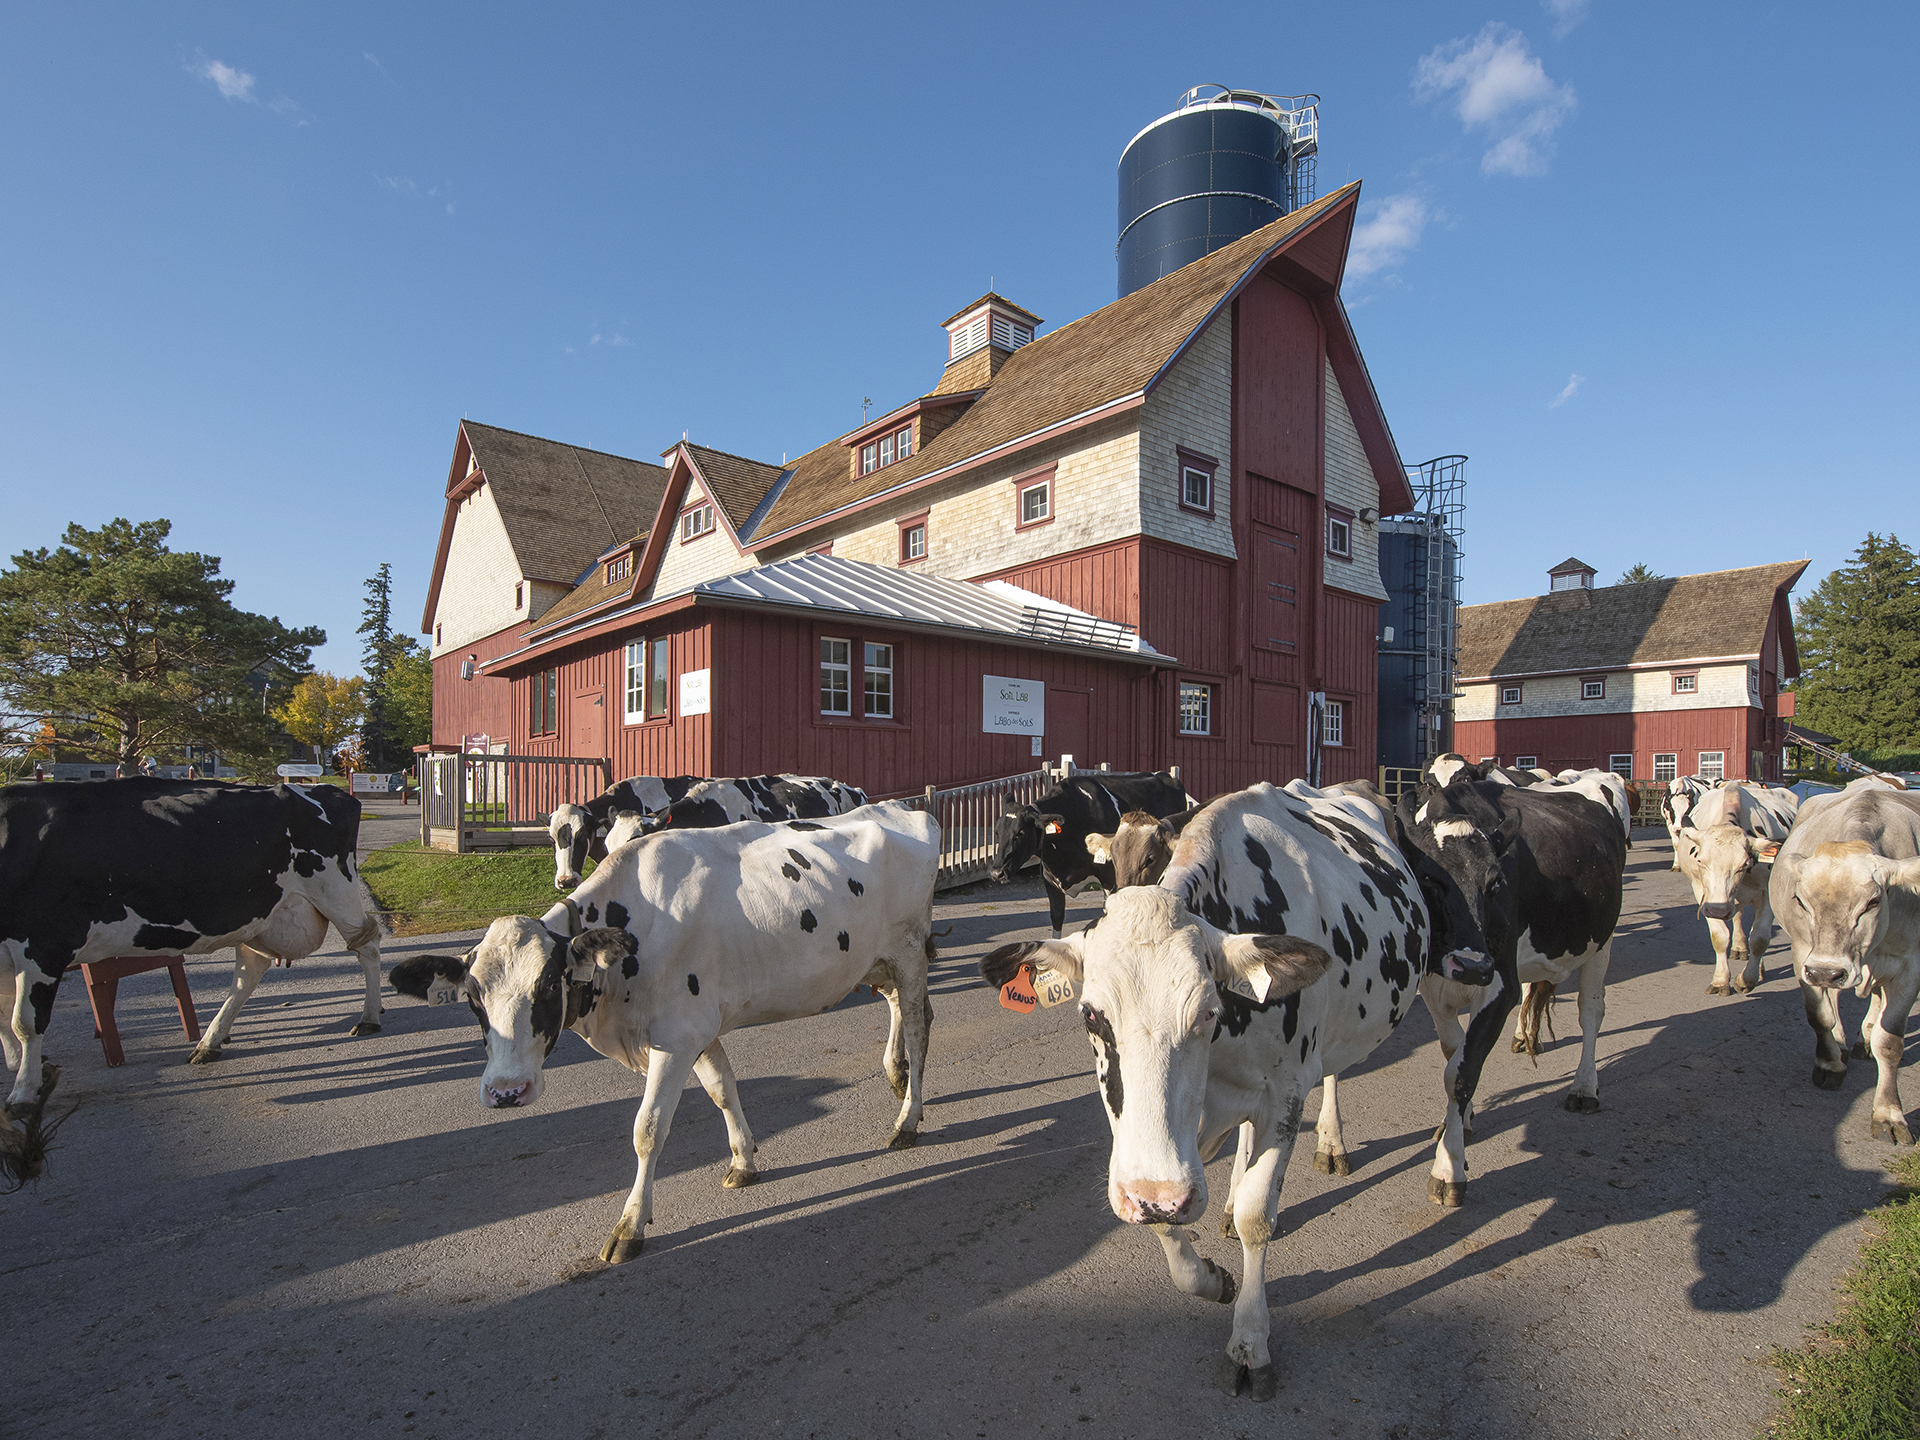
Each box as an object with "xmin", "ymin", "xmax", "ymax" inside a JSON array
[
  {"xmin": 1802, "ymin": 963, "xmax": 1849, "ymax": 989},
  {"xmin": 987, "ymin": 869, "xmax": 1008, "ymax": 885},
  {"xmin": 555, "ymin": 874, "xmax": 580, "ymax": 891},
  {"xmin": 1117, "ymin": 1182, "xmax": 1199, "ymax": 1226},
  {"xmin": 1701, "ymin": 902, "xmax": 1733, "ymax": 920},
  {"xmin": 484, "ymin": 1081, "xmax": 530, "ymax": 1108},
  {"xmin": 1444, "ymin": 949, "xmax": 1496, "ymax": 987}
]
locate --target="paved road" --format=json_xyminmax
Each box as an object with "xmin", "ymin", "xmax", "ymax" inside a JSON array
[{"xmin": 8, "ymin": 833, "xmax": 1915, "ymax": 1439}]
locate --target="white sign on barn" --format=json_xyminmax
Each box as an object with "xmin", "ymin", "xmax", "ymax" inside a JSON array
[
  {"xmin": 679, "ymin": 668, "xmax": 712, "ymax": 717},
  {"xmin": 982, "ymin": 675, "xmax": 1044, "ymax": 736}
]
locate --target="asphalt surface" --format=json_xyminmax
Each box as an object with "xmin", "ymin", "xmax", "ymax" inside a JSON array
[{"xmin": 8, "ymin": 830, "xmax": 1916, "ymax": 1440}]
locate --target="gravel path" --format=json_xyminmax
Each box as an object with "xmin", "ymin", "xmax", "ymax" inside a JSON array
[{"xmin": 7, "ymin": 831, "xmax": 1913, "ymax": 1439}]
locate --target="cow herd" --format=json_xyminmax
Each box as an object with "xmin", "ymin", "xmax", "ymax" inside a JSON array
[{"xmin": 1, "ymin": 756, "xmax": 1916, "ymax": 1403}]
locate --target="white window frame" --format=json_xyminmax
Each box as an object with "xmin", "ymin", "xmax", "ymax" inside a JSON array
[
  {"xmin": 1181, "ymin": 465, "xmax": 1211, "ymax": 512},
  {"xmin": 624, "ymin": 641, "xmax": 646, "ymax": 722},
  {"xmin": 820, "ymin": 638, "xmax": 851, "ymax": 716},
  {"xmin": 860, "ymin": 443, "xmax": 878, "ymax": 475},
  {"xmin": 1018, "ymin": 478, "xmax": 1050, "ymax": 525},
  {"xmin": 1500, "ymin": 685, "xmax": 1522, "ymax": 705},
  {"xmin": 1178, "ymin": 682, "xmax": 1212, "ymax": 736},
  {"xmin": 1323, "ymin": 699, "xmax": 1345, "ymax": 747},
  {"xmin": 1326, "ymin": 515, "xmax": 1352, "ymax": 560},
  {"xmin": 1698, "ymin": 750, "xmax": 1725, "ymax": 782},
  {"xmin": 900, "ymin": 522, "xmax": 926, "ymax": 562},
  {"xmin": 1747, "ymin": 661, "xmax": 1760, "ymax": 699},
  {"xmin": 1653, "ymin": 752, "xmax": 1678, "ymax": 782},
  {"xmin": 1582, "ymin": 676, "xmax": 1606, "ymax": 700},
  {"xmin": 679, "ymin": 503, "xmax": 715, "ymax": 543},
  {"xmin": 1515, "ymin": 755, "xmax": 1539, "ymax": 769},
  {"xmin": 894, "ymin": 424, "xmax": 912, "ymax": 461},
  {"xmin": 1608, "ymin": 754, "xmax": 1634, "ymax": 779},
  {"xmin": 863, "ymin": 642, "xmax": 894, "ymax": 719},
  {"xmin": 1672, "ymin": 672, "xmax": 1697, "ymax": 694}
]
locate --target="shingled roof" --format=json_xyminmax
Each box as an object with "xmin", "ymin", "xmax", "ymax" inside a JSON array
[
  {"xmin": 684, "ymin": 443, "xmax": 786, "ymax": 533},
  {"xmin": 462, "ymin": 421, "xmax": 669, "ymax": 584},
  {"xmin": 750, "ymin": 183, "xmax": 1366, "ymax": 542},
  {"xmin": 1458, "ymin": 561, "xmax": 1809, "ymax": 680}
]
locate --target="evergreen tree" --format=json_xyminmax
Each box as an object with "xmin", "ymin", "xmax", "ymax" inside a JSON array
[
  {"xmin": 357, "ymin": 563, "xmax": 406, "ymax": 768},
  {"xmin": 0, "ymin": 518, "xmax": 322, "ymax": 766},
  {"xmin": 1793, "ymin": 533, "xmax": 1920, "ymax": 754},
  {"xmin": 1617, "ymin": 563, "xmax": 1665, "ymax": 584}
]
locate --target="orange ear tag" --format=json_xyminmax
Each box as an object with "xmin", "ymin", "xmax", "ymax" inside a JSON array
[{"xmin": 998, "ymin": 964, "xmax": 1038, "ymax": 1013}]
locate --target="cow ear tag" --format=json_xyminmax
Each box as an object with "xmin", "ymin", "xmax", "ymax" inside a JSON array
[
  {"xmin": 1044, "ymin": 821, "xmax": 1063, "ymax": 835},
  {"xmin": 1221, "ymin": 970, "xmax": 1273, "ymax": 1004},
  {"xmin": 428, "ymin": 978, "xmax": 464, "ymax": 1007},
  {"xmin": 998, "ymin": 965, "xmax": 1038, "ymax": 1013},
  {"xmin": 1032, "ymin": 966, "xmax": 1077, "ymax": 1007}
]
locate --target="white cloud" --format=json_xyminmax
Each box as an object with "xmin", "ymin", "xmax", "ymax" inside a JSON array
[
  {"xmin": 1542, "ymin": 0, "xmax": 1590, "ymax": 36},
  {"xmin": 1415, "ymin": 24, "xmax": 1576, "ymax": 176},
  {"xmin": 1550, "ymin": 373, "xmax": 1584, "ymax": 408},
  {"xmin": 590, "ymin": 333, "xmax": 630, "ymax": 348},
  {"xmin": 190, "ymin": 54, "xmax": 256, "ymax": 101},
  {"xmin": 1347, "ymin": 194, "xmax": 1429, "ymax": 279}
]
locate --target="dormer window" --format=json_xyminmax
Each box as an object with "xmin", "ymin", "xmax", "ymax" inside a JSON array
[
  {"xmin": 679, "ymin": 503, "xmax": 716, "ymax": 542},
  {"xmin": 860, "ymin": 424, "xmax": 914, "ymax": 476},
  {"xmin": 605, "ymin": 555, "xmax": 631, "ymax": 585}
]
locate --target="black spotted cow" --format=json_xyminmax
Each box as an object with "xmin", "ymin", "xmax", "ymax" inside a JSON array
[
  {"xmin": 391, "ymin": 802, "xmax": 939, "ymax": 1263},
  {"xmin": 1397, "ymin": 774, "xmax": 1627, "ymax": 1204},
  {"xmin": 548, "ymin": 776, "xmax": 704, "ymax": 890},
  {"xmin": 981, "ymin": 781, "xmax": 1473, "ymax": 1400},
  {"xmin": 0, "ymin": 779, "xmax": 384, "ymax": 1112},
  {"xmin": 989, "ymin": 770, "xmax": 1188, "ymax": 937},
  {"xmin": 636, "ymin": 774, "xmax": 869, "ymax": 838}
]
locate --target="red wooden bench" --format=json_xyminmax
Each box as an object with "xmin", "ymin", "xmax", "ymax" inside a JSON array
[{"xmin": 76, "ymin": 956, "xmax": 201, "ymax": 1067}]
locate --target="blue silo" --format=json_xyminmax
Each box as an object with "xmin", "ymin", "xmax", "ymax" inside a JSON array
[{"xmin": 1118, "ymin": 86, "xmax": 1320, "ymax": 298}]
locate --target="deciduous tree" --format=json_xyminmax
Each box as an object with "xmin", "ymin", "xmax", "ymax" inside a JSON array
[
  {"xmin": 384, "ymin": 640, "xmax": 432, "ymax": 757},
  {"xmin": 1793, "ymin": 533, "xmax": 1920, "ymax": 754},
  {"xmin": 274, "ymin": 672, "xmax": 367, "ymax": 767}
]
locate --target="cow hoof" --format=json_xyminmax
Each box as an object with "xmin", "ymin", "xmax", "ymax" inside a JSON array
[
  {"xmin": 599, "ymin": 1228, "xmax": 645, "ymax": 1265},
  {"xmin": 348, "ymin": 1022, "xmax": 382, "ymax": 1037},
  {"xmin": 1564, "ymin": 1094, "xmax": 1600, "ymax": 1115},
  {"xmin": 722, "ymin": 1166, "xmax": 759, "ymax": 1189},
  {"xmin": 1312, "ymin": 1150, "xmax": 1350, "ymax": 1177},
  {"xmin": 1510, "ymin": 1038, "xmax": 1529, "ymax": 1054},
  {"xmin": 1203, "ymin": 1258, "xmax": 1237, "ymax": 1305},
  {"xmin": 1247, "ymin": 1364, "xmax": 1279, "ymax": 1403},
  {"xmin": 1732, "ymin": 976, "xmax": 1757, "ymax": 994},
  {"xmin": 1428, "ymin": 1176, "xmax": 1466, "ymax": 1207},
  {"xmin": 1870, "ymin": 1117, "xmax": 1914, "ymax": 1146},
  {"xmin": 1812, "ymin": 1066, "xmax": 1846, "ymax": 1091},
  {"xmin": 1216, "ymin": 1357, "xmax": 1248, "ymax": 1397},
  {"xmin": 1219, "ymin": 1212, "xmax": 1238, "ymax": 1240},
  {"xmin": 887, "ymin": 1127, "xmax": 919, "ymax": 1150},
  {"xmin": 188, "ymin": 1047, "xmax": 222, "ymax": 1065},
  {"xmin": 886, "ymin": 1072, "xmax": 909, "ymax": 1102},
  {"xmin": 1706, "ymin": 982, "xmax": 1730, "ymax": 996},
  {"xmin": 1851, "ymin": 1040, "xmax": 1871, "ymax": 1060}
]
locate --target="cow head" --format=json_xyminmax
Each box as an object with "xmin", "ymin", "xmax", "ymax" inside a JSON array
[
  {"xmin": 549, "ymin": 803, "xmax": 595, "ymax": 891},
  {"xmin": 1085, "ymin": 810, "xmax": 1178, "ymax": 889},
  {"xmin": 1675, "ymin": 792, "xmax": 1780, "ymax": 919},
  {"xmin": 603, "ymin": 808, "xmax": 649, "ymax": 852},
  {"xmin": 1393, "ymin": 791, "xmax": 1517, "ymax": 988},
  {"xmin": 1791, "ymin": 842, "xmax": 1920, "ymax": 989},
  {"xmin": 979, "ymin": 888, "xmax": 1331, "ymax": 1228},
  {"xmin": 989, "ymin": 798, "xmax": 1062, "ymax": 884},
  {"xmin": 389, "ymin": 917, "xmax": 636, "ymax": 1109}
]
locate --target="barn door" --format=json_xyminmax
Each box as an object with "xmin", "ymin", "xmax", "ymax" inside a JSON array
[
  {"xmin": 572, "ymin": 689, "xmax": 607, "ymax": 758},
  {"xmin": 1047, "ymin": 688, "xmax": 1090, "ymax": 770},
  {"xmin": 1252, "ymin": 522, "xmax": 1301, "ymax": 655}
]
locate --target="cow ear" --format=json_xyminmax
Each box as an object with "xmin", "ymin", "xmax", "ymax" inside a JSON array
[
  {"xmin": 1892, "ymin": 857, "xmax": 1920, "ymax": 894},
  {"xmin": 1213, "ymin": 933, "xmax": 1334, "ymax": 1004},
  {"xmin": 1041, "ymin": 812, "xmax": 1067, "ymax": 836},
  {"xmin": 1492, "ymin": 808, "xmax": 1523, "ymax": 854},
  {"xmin": 1085, "ymin": 832, "xmax": 1115, "ymax": 865},
  {"xmin": 570, "ymin": 927, "xmax": 638, "ymax": 974},
  {"xmin": 390, "ymin": 953, "xmax": 469, "ymax": 1001},
  {"xmin": 980, "ymin": 936, "xmax": 1085, "ymax": 1015},
  {"xmin": 1749, "ymin": 836, "xmax": 1781, "ymax": 862}
]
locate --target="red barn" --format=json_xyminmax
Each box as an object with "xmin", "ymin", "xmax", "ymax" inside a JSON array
[
  {"xmin": 423, "ymin": 183, "xmax": 1417, "ymax": 797},
  {"xmin": 1452, "ymin": 558, "xmax": 1807, "ymax": 784}
]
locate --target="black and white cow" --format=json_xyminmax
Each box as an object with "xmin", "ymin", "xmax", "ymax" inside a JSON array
[
  {"xmin": 1769, "ymin": 783, "xmax": 1920, "ymax": 1141},
  {"xmin": 1672, "ymin": 781, "xmax": 1797, "ymax": 995},
  {"xmin": 1397, "ymin": 775, "xmax": 1627, "ymax": 1202},
  {"xmin": 637, "ymin": 774, "xmax": 869, "ymax": 837},
  {"xmin": 0, "ymin": 779, "xmax": 384, "ymax": 1111},
  {"xmin": 1427, "ymin": 753, "xmax": 1544, "ymax": 789},
  {"xmin": 1661, "ymin": 775, "xmax": 1721, "ymax": 866},
  {"xmin": 548, "ymin": 776, "xmax": 704, "ymax": 890},
  {"xmin": 391, "ymin": 802, "xmax": 939, "ymax": 1262},
  {"xmin": 989, "ymin": 770, "xmax": 1188, "ymax": 938},
  {"xmin": 981, "ymin": 781, "xmax": 1471, "ymax": 1399}
]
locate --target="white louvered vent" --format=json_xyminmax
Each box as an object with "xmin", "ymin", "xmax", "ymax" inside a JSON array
[
  {"xmin": 990, "ymin": 315, "xmax": 1033, "ymax": 351},
  {"xmin": 949, "ymin": 315, "xmax": 990, "ymax": 360}
]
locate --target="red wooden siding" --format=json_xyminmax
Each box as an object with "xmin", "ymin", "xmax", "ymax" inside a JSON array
[
  {"xmin": 509, "ymin": 620, "xmax": 714, "ymax": 782},
  {"xmin": 1453, "ymin": 705, "xmax": 1771, "ymax": 781},
  {"xmin": 1317, "ymin": 588, "xmax": 1380, "ymax": 785},
  {"xmin": 429, "ymin": 620, "xmax": 525, "ymax": 748},
  {"xmin": 979, "ymin": 537, "xmax": 1142, "ymax": 628},
  {"xmin": 1235, "ymin": 275, "xmax": 1324, "ymax": 497}
]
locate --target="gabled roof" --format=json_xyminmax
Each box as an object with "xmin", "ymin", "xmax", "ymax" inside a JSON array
[
  {"xmin": 420, "ymin": 420, "xmax": 669, "ymax": 629},
  {"xmin": 1458, "ymin": 561, "xmax": 1809, "ymax": 680},
  {"xmin": 749, "ymin": 182, "xmax": 1408, "ymax": 543},
  {"xmin": 1547, "ymin": 556, "xmax": 1597, "ymax": 575},
  {"xmin": 682, "ymin": 443, "xmax": 785, "ymax": 533},
  {"xmin": 516, "ymin": 531, "xmax": 647, "ymax": 636}
]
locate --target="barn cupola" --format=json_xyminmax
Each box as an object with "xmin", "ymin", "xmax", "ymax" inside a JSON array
[
  {"xmin": 937, "ymin": 293, "xmax": 1042, "ymax": 392},
  {"xmin": 1547, "ymin": 557, "xmax": 1598, "ymax": 593}
]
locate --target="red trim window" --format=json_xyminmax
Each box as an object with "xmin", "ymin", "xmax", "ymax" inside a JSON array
[
  {"xmin": 679, "ymin": 502, "xmax": 716, "ymax": 543},
  {"xmin": 605, "ymin": 554, "xmax": 631, "ymax": 584},
  {"xmin": 860, "ymin": 423, "xmax": 915, "ymax": 476},
  {"xmin": 897, "ymin": 512, "xmax": 928, "ymax": 564},
  {"xmin": 1500, "ymin": 683, "xmax": 1522, "ymax": 705},
  {"xmin": 622, "ymin": 637, "xmax": 671, "ymax": 723},
  {"xmin": 514, "ymin": 581, "xmax": 525, "ymax": 609},
  {"xmin": 1326, "ymin": 504, "xmax": 1354, "ymax": 560},
  {"xmin": 1581, "ymin": 675, "xmax": 1606, "ymax": 700},
  {"xmin": 1175, "ymin": 446, "xmax": 1218, "ymax": 517},
  {"xmin": 1013, "ymin": 466, "xmax": 1055, "ymax": 531},
  {"xmin": 529, "ymin": 668, "xmax": 559, "ymax": 736}
]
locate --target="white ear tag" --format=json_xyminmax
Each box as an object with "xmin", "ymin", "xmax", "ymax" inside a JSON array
[
  {"xmin": 1222, "ymin": 968, "xmax": 1272, "ymax": 1004},
  {"xmin": 1032, "ymin": 967, "xmax": 1078, "ymax": 1007},
  {"xmin": 1044, "ymin": 821, "xmax": 1063, "ymax": 835},
  {"xmin": 429, "ymin": 979, "xmax": 464, "ymax": 1007}
]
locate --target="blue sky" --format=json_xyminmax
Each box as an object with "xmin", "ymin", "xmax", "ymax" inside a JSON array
[{"xmin": 2, "ymin": 2, "xmax": 1913, "ymax": 676}]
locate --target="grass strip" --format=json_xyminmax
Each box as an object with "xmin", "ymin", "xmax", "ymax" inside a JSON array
[
  {"xmin": 1766, "ymin": 1148, "xmax": 1920, "ymax": 1439},
  {"xmin": 361, "ymin": 841, "xmax": 592, "ymax": 937}
]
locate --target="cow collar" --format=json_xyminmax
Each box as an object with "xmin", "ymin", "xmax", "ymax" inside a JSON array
[{"xmin": 557, "ymin": 896, "xmax": 584, "ymax": 936}]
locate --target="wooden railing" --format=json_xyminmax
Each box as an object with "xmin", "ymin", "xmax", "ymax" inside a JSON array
[{"xmin": 417, "ymin": 753, "xmax": 613, "ymax": 852}]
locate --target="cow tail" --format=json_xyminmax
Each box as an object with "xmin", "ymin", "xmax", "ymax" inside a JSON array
[
  {"xmin": 0, "ymin": 1062, "xmax": 68, "ymax": 1193},
  {"xmin": 1519, "ymin": 982, "xmax": 1557, "ymax": 1061}
]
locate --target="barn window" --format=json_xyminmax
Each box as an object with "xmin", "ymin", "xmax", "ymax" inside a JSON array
[
  {"xmin": 1500, "ymin": 685, "xmax": 1522, "ymax": 705},
  {"xmin": 1582, "ymin": 677, "xmax": 1606, "ymax": 700},
  {"xmin": 1018, "ymin": 477, "xmax": 1050, "ymax": 527},
  {"xmin": 624, "ymin": 637, "xmax": 671, "ymax": 722},
  {"xmin": 1176, "ymin": 447, "xmax": 1217, "ymax": 516},
  {"xmin": 435, "ymin": 623, "xmax": 443, "ymax": 647},
  {"xmin": 860, "ymin": 425, "xmax": 913, "ymax": 476},
  {"xmin": 1747, "ymin": 662, "xmax": 1760, "ymax": 698},
  {"xmin": 1698, "ymin": 750, "xmax": 1725, "ymax": 781},
  {"xmin": 515, "ymin": 582, "xmax": 524, "ymax": 609},
  {"xmin": 1515, "ymin": 755, "xmax": 1538, "ymax": 769},
  {"xmin": 898, "ymin": 516, "xmax": 927, "ymax": 564},
  {"xmin": 863, "ymin": 643, "xmax": 894, "ymax": 719},
  {"xmin": 605, "ymin": 555, "xmax": 631, "ymax": 585},
  {"xmin": 820, "ymin": 638, "xmax": 851, "ymax": 715},
  {"xmin": 1323, "ymin": 700, "xmax": 1345, "ymax": 747},
  {"xmin": 1653, "ymin": 752, "xmax": 1678, "ymax": 782},
  {"xmin": 1672, "ymin": 672, "xmax": 1697, "ymax": 694},
  {"xmin": 529, "ymin": 668, "xmax": 559, "ymax": 736},
  {"xmin": 1178, "ymin": 682, "xmax": 1212, "ymax": 736},
  {"xmin": 1609, "ymin": 755, "xmax": 1634, "ymax": 779},
  {"xmin": 1326, "ymin": 513, "xmax": 1352, "ymax": 560},
  {"xmin": 679, "ymin": 503, "xmax": 715, "ymax": 542}
]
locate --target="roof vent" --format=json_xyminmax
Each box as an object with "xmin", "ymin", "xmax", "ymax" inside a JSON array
[
  {"xmin": 1547, "ymin": 557, "xmax": 1597, "ymax": 592},
  {"xmin": 938, "ymin": 293, "xmax": 1042, "ymax": 389}
]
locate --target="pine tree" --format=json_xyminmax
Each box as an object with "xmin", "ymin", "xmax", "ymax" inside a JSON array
[
  {"xmin": 1793, "ymin": 533, "xmax": 1920, "ymax": 754},
  {"xmin": 1617, "ymin": 563, "xmax": 1665, "ymax": 584},
  {"xmin": 357, "ymin": 563, "xmax": 403, "ymax": 769}
]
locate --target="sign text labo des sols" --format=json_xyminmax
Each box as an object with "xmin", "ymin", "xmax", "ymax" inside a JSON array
[{"xmin": 982, "ymin": 675, "xmax": 1044, "ymax": 735}]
